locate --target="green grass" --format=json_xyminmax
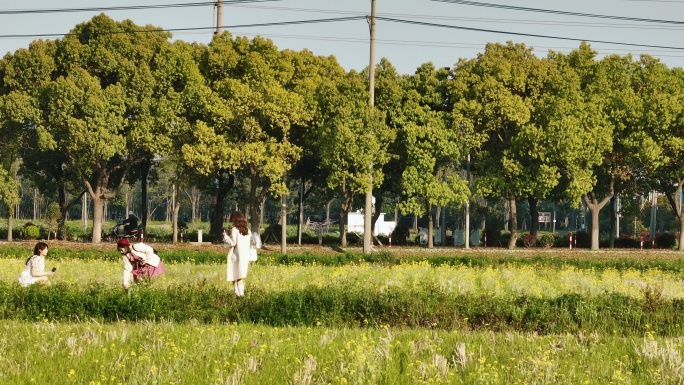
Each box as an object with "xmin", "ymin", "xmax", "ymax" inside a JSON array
[
  {"xmin": 0, "ymin": 320, "xmax": 681, "ymax": 384},
  {"xmin": 3, "ymin": 258, "xmax": 684, "ymax": 335},
  {"xmin": 3, "ymin": 246, "xmax": 684, "ymax": 383}
]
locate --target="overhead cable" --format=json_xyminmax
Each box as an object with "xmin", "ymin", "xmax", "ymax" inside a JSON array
[
  {"xmin": 0, "ymin": 16, "xmax": 366, "ymax": 39},
  {"xmin": 431, "ymin": 0, "xmax": 684, "ymax": 25},
  {"xmin": 378, "ymin": 16, "xmax": 684, "ymax": 51},
  {"xmin": 0, "ymin": 0, "xmax": 277, "ymax": 15}
]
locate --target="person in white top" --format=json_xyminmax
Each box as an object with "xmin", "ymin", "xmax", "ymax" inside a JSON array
[
  {"xmin": 117, "ymin": 238, "xmax": 166, "ymax": 289},
  {"xmin": 18, "ymin": 242, "xmax": 55, "ymax": 287},
  {"xmin": 223, "ymin": 211, "xmax": 252, "ymax": 297}
]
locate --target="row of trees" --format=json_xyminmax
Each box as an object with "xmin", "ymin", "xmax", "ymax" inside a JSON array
[{"xmin": 1, "ymin": 14, "xmax": 683, "ymax": 250}]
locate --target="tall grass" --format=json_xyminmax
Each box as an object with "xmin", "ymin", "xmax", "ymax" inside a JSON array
[{"xmin": 1, "ymin": 320, "xmax": 683, "ymax": 384}]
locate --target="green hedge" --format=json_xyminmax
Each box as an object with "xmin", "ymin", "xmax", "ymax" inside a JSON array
[
  {"xmin": 3, "ymin": 245, "xmax": 684, "ymax": 273},
  {"xmin": 1, "ymin": 282, "xmax": 683, "ymax": 335}
]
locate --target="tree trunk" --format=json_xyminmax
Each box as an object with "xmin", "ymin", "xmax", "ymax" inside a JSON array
[
  {"xmin": 427, "ymin": 202, "xmax": 434, "ymax": 249},
  {"xmin": 211, "ymin": 172, "xmax": 233, "ymax": 242},
  {"xmin": 583, "ymin": 190, "xmax": 614, "ymax": 251},
  {"xmin": 91, "ymin": 194, "xmax": 104, "ymax": 243},
  {"xmin": 371, "ymin": 193, "xmax": 385, "ymax": 246},
  {"xmin": 679, "ymin": 215, "xmax": 684, "ymax": 252},
  {"xmin": 528, "ymin": 196, "xmax": 539, "ymax": 236},
  {"xmin": 140, "ymin": 156, "xmax": 151, "ymax": 231},
  {"xmin": 609, "ymin": 195, "xmax": 616, "ymax": 248},
  {"xmin": 339, "ymin": 210, "xmax": 348, "ymax": 247},
  {"xmin": 297, "ymin": 179, "xmax": 304, "ymax": 245},
  {"xmin": 280, "ymin": 187, "xmax": 287, "ymax": 254},
  {"xmin": 325, "ymin": 200, "xmax": 333, "ymax": 223},
  {"xmin": 85, "ymin": 171, "xmax": 117, "ymax": 244},
  {"xmin": 339, "ymin": 192, "xmax": 353, "ymax": 247},
  {"xmin": 590, "ymin": 206, "xmax": 600, "ymax": 250},
  {"xmin": 249, "ymin": 173, "xmax": 260, "ymax": 233},
  {"xmin": 6, "ymin": 215, "xmax": 13, "ymax": 241},
  {"xmin": 661, "ymin": 186, "xmax": 684, "ymax": 252},
  {"xmin": 172, "ymin": 174, "xmax": 182, "ymax": 243},
  {"xmin": 508, "ymin": 195, "xmax": 517, "ymax": 249},
  {"xmin": 187, "ymin": 187, "xmax": 199, "ymax": 225}
]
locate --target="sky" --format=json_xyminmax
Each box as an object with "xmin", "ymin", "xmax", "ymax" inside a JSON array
[{"xmin": 0, "ymin": 0, "xmax": 683, "ymax": 75}]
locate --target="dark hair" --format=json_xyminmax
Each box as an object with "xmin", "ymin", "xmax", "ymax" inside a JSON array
[
  {"xmin": 27, "ymin": 242, "xmax": 48, "ymax": 265},
  {"xmin": 230, "ymin": 211, "xmax": 250, "ymax": 236}
]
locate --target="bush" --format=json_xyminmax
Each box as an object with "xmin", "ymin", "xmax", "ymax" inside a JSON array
[
  {"xmin": 44, "ymin": 202, "xmax": 61, "ymax": 229},
  {"xmin": 614, "ymin": 236, "xmax": 641, "ymax": 249},
  {"xmin": 538, "ymin": 233, "xmax": 555, "ymax": 248},
  {"xmin": 391, "ymin": 224, "xmax": 411, "ymax": 246},
  {"xmin": 656, "ymin": 232, "xmax": 677, "ymax": 249},
  {"xmin": 2, "ymin": 283, "xmax": 684, "ymax": 336},
  {"xmin": 483, "ymin": 229, "xmax": 503, "ymax": 247},
  {"xmin": 572, "ymin": 231, "xmax": 591, "ymax": 248},
  {"xmin": 23, "ymin": 224, "xmax": 41, "ymax": 240}
]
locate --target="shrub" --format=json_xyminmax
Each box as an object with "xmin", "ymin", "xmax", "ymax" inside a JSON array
[
  {"xmin": 572, "ymin": 231, "xmax": 591, "ymax": 248},
  {"xmin": 483, "ymin": 228, "xmax": 503, "ymax": 247},
  {"xmin": 522, "ymin": 233, "xmax": 536, "ymax": 247},
  {"xmin": 23, "ymin": 224, "xmax": 41, "ymax": 240},
  {"xmin": 614, "ymin": 236, "xmax": 641, "ymax": 249},
  {"xmin": 656, "ymin": 232, "xmax": 676, "ymax": 249},
  {"xmin": 44, "ymin": 202, "xmax": 61, "ymax": 229},
  {"xmin": 538, "ymin": 233, "xmax": 555, "ymax": 248},
  {"xmin": 391, "ymin": 224, "xmax": 411, "ymax": 246},
  {"xmin": 262, "ymin": 224, "xmax": 284, "ymax": 242}
]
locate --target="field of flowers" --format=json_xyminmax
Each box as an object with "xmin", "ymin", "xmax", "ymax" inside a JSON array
[
  {"xmin": 3, "ymin": 256, "xmax": 684, "ymax": 300},
  {"xmin": 2, "ymin": 243, "xmax": 684, "ymax": 383},
  {"xmin": 3, "ymin": 320, "xmax": 684, "ymax": 384}
]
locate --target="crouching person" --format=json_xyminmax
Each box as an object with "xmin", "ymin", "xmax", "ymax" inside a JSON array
[{"xmin": 116, "ymin": 238, "xmax": 166, "ymax": 289}]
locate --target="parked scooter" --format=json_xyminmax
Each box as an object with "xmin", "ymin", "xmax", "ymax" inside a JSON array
[{"xmin": 106, "ymin": 222, "xmax": 139, "ymax": 242}]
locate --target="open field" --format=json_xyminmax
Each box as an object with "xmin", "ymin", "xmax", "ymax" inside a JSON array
[
  {"xmin": 2, "ymin": 243, "xmax": 684, "ymax": 383},
  {"xmin": 3, "ymin": 320, "xmax": 684, "ymax": 384}
]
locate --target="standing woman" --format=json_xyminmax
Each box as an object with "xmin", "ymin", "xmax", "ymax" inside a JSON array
[
  {"xmin": 224, "ymin": 211, "xmax": 251, "ymax": 297},
  {"xmin": 18, "ymin": 242, "xmax": 55, "ymax": 287}
]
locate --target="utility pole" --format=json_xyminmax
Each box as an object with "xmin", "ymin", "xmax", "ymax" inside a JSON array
[
  {"xmin": 464, "ymin": 154, "xmax": 470, "ymax": 249},
  {"xmin": 364, "ymin": 0, "xmax": 376, "ymax": 255},
  {"xmin": 649, "ymin": 190, "xmax": 657, "ymax": 238},
  {"xmin": 215, "ymin": 0, "xmax": 223, "ymax": 35},
  {"xmin": 615, "ymin": 193, "xmax": 620, "ymax": 238},
  {"xmin": 281, "ymin": 184, "xmax": 287, "ymax": 255}
]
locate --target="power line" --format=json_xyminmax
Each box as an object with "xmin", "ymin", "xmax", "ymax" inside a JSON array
[
  {"xmin": 0, "ymin": 13, "xmax": 681, "ymax": 55},
  {"xmin": 0, "ymin": 1, "xmax": 276, "ymax": 15},
  {"xmin": 431, "ymin": 0, "xmax": 684, "ymax": 25},
  {"xmin": 230, "ymin": 3, "xmax": 684, "ymax": 31},
  {"xmin": 378, "ymin": 16, "xmax": 684, "ymax": 51},
  {"xmin": 228, "ymin": 30, "xmax": 684, "ymax": 58},
  {"xmin": 0, "ymin": 16, "xmax": 365, "ymax": 39}
]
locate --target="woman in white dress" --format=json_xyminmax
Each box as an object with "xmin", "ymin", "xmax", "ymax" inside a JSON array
[
  {"xmin": 223, "ymin": 211, "xmax": 251, "ymax": 297},
  {"xmin": 18, "ymin": 242, "xmax": 55, "ymax": 287}
]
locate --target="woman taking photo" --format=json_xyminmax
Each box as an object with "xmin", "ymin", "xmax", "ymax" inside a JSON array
[
  {"xmin": 18, "ymin": 242, "xmax": 55, "ymax": 287},
  {"xmin": 116, "ymin": 238, "xmax": 166, "ymax": 290},
  {"xmin": 223, "ymin": 211, "xmax": 252, "ymax": 297}
]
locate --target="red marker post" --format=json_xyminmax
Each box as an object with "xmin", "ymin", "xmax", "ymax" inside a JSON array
[
  {"xmin": 180, "ymin": 228, "xmax": 184, "ymax": 243},
  {"xmin": 569, "ymin": 232, "xmax": 573, "ymax": 250},
  {"xmin": 389, "ymin": 233, "xmax": 392, "ymax": 247},
  {"xmin": 640, "ymin": 236, "xmax": 644, "ymax": 250},
  {"xmin": 19, "ymin": 228, "xmax": 23, "ymax": 241},
  {"xmin": 140, "ymin": 228, "xmax": 145, "ymax": 243},
  {"xmin": 484, "ymin": 232, "xmax": 487, "ymax": 248}
]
